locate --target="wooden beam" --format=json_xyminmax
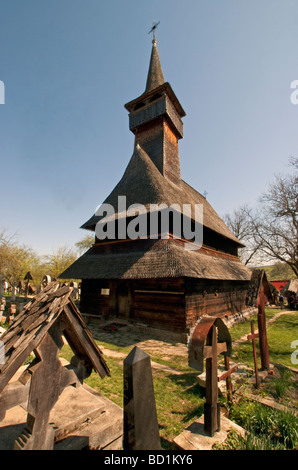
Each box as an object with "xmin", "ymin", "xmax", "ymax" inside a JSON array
[
  {"xmin": 218, "ymin": 364, "xmax": 238, "ymax": 382},
  {"xmin": 247, "ymin": 321, "xmax": 260, "ymax": 388},
  {"xmin": 203, "ymin": 342, "xmax": 227, "ymax": 359}
]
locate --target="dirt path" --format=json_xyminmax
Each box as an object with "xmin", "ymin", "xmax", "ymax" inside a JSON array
[
  {"xmin": 234, "ymin": 309, "xmax": 296, "ymax": 346},
  {"xmin": 99, "ymin": 343, "xmax": 188, "ymax": 375},
  {"xmin": 91, "ymin": 309, "xmax": 297, "ymax": 377}
]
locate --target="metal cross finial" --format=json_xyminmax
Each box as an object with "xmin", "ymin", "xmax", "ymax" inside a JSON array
[{"xmin": 148, "ymin": 21, "xmax": 160, "ymax": 42}]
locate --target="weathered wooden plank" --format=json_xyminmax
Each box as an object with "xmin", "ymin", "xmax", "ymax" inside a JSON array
[
  {"xmin": 0, "ymin": 380, "xmax": 30, "ymax": 419},
  {"xmin": 62, "ymin": 305, "xmax": 109, "ymax": 379},
  {"xmin": 204, "ymin": 342, "xmax": 227, "ymax": 359}
]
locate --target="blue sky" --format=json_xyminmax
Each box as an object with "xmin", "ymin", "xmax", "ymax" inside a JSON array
[{"xmin": 0, "ymin": 0, "xmax": 297, "ymax": 256}]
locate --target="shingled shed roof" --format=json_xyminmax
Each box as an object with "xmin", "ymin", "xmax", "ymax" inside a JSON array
[
  {"xmin": 60, "ymin": 239, "xmax": 252, "ymax": 281},
  {"xmin": 245, "ymin": 269, "xmax": 273, "ymax": 307},
  {"xmin": 81, "ymin": 144, "xmax": 243, "ymax": 247},
  {"xmin": 281, "ymin": 279, "xmax": 298, "ymax": 295},
  {"xmin": 0, "ymin": 282, "xmax": 110, "ymax": 394}
]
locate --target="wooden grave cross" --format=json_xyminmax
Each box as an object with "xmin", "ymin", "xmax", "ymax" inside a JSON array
[
  {"xmin": 188, "ymin": 316, "xmax": 234, "ymax": 438},
  {"xmin": 247, "ymin": 320, "xmax": 260, "ymax": 388},
  {"xmin": 218, "ymin": 355, "xmax": 238, "ymax": 404},
  {"xmin": 203, "ymin": 324, "xmax": 225, "ymax": 436},
  {"xmin": 203, "ymin": 325, "xmax": 238, "ymax": 436},
  {"xmin": 24, "ymin": 272, "xmax": 33, "ymax": 298}
]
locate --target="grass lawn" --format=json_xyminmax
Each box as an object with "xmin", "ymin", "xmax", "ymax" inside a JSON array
[
  {"xmin": 59, "ymin": 343, "xmax": 205, "ymax": 447},
  {"xmin": 58, "ymin": 307, "xmax": 297, "ymax": 448},
  {"xmin": 1, "ymin": 304, "xmax": 296, "ymax": 449},
  {"xmin": 230, "ymin": 309, "xmax": 298, "ymax": 368}
]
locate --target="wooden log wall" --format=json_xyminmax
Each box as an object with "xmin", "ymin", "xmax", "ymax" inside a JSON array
[
  {"xmin": 80, "ymin": 278, "xmax": 250, "ymax": 335},
  {"xmin": 80, "ymin": 279, "xmax": 112, "ymax": 317},
  {"xmin": 185, "ymin": 279, "xmax": 250, "ymax": 330},
  {"xmin": 80, "ymin": 278, "xmax": 186, "ymax": 332}
]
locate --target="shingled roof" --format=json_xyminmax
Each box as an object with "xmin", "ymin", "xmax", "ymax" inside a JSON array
[
  {"xmin": 0, "ymin": 282, "xmax": 110, "ymax": 393},
  {"xmin": 245, "ymin": 269, "xmax": 273, "ymax": 307},
  {"xmin": 81, "ymin": 144, "xmax": 243, "ymax": 247},
  {"xmin": 145, "ymin": 39, "xmax": 165, "ymax": 93},
  {"xmin": 60, "ymin": 239, "xmax": 252, "ymax": 281}
]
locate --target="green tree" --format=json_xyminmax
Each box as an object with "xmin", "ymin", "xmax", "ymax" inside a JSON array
[
  {"xmin": 75, "ymin": 234, "xmax": 94, "ymax": 255},
  {"xmin": 44, "ymin": 245, "xmax": 77, "ymax": 280},
  {"xmin": 0, "ymin": 228, "xmax": 43, "ymax": 285}
]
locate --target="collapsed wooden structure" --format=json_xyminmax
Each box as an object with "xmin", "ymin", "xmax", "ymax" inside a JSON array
[
  {"xmin": 60, "ymin": 38, "xmax": 253, "ymax": 341},
  {"xmin": 246, "ymin": 269, "xmax": 272, "ymax": 369},
  {"xmin": 0, "ymin": 282, "xmax": 110, "ymax": 450}
]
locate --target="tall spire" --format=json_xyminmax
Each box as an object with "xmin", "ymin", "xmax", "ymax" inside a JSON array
[
  {"xmin": 145, "ymin": 39, "xmax": 165, "ymax": 93},
  {"xmin": 124, "ymin": 30, "xmax": 185, "ymax": 187}
]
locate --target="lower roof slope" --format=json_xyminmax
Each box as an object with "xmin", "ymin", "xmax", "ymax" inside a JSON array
[{"xmin": 60, "ymin": 239, "xmax": 252, "ymax": 282}]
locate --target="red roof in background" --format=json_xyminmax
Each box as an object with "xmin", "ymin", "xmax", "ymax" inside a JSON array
[{"xmin": 271, "ymin": 281, "xmax": 289, "ymax": 291}]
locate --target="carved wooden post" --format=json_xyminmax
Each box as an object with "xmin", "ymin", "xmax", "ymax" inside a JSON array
[
  {"xmin": 247, "ymin": 321, "xmax": 260, "ymax": 388},
  {"xmin": 123, "ymin": 346, "xmax": 161, "ymax": 450},
  {"xmin": 257, "ymin": 302, "xmax": 270, "ymax": 370},
  {"xmin": 218, "ymin": 356, "xmax": 238, "ymax": 404},
  {"xmin": 204, "ymin": 325, "xmax": 219, "ymax": 435},
  {"xmin": 203, "ymin": 325, "xmax": 227, "ymax": 436}
]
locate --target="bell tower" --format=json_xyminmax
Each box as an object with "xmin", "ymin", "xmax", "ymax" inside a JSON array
[{"xmin": 124, "ymin": 38, "xmax": 186, "ymax": 187}]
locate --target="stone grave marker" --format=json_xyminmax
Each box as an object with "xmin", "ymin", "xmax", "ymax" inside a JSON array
[{"xmin": 123, "ymin": 346, "xmax": 161, "ymax": 450}]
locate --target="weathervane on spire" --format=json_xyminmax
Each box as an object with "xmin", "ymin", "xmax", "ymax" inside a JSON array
[{"xmin": 148, "ymin": 21, "xmax": 160, "ymax": 42}]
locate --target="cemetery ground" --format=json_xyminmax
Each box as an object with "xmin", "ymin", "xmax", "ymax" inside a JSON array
[
  {"xmin": 61, "ymin": 307, "xmax": 298, "ymax": 450},
  {"xmin": 1, "ymin": 304, "xmax": 297, "ymax": 450}
]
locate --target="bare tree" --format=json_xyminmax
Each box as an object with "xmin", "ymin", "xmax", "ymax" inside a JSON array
[
  {"xmin": 249, "ymin": 158, "xmax": 298, "ymax": 277},
  {"xmin": 223, "ymin": 205, "xmax": 262, "ymax": 265},
  {"xmin": 223, "ymin": 157, "xmax": 298, "ymax": 276}
]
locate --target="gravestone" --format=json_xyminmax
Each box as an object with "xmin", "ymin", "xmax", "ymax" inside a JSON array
[
  {"xmin": 24, "ymin": 272, "xmax": 33, "ymax": 298},
  {"xmin": 123, "ymin": 346, "xmax": 161, "ymax": 450},
  {"xmin": 70, "ymin": 282, "xmax": 79, "ymax": 301},
  {"xmin": 0, "ymin": 276, "xmax": 5, "ymax": 297},
  {"xmin": 11, "ymin": 283, "xmax": 17, "ymax": 302},
  {"xmin": 42, "ymin": 275, "xmax": 51, "ymax": 288},
  {"xmin": 0, "ymin": 297, "xmax": 5, "ymax": 323}
]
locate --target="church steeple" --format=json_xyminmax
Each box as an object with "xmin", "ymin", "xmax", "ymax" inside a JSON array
[
  {"xmin": 124, "ymin": 36, "xmax": 186, "ymax": 187},
  {"xmin": 145, "ymin": 39, "xmax": 165, "ymax": 93}
]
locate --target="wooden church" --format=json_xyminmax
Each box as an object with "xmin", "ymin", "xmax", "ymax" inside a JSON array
[{"xmin": 60, "ymin": 37, "xmax": 253, "ymax": 341}]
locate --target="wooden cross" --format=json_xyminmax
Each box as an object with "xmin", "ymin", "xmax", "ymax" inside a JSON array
[
  {"xmin": 148, "ymin": 21, "xmax": 160, "ymax": 41},
  {"xmin": 203, "ymin": 324, "xmax": 227, "ymax": 437},
  {"xmin": 247, "ymin": 321, "xmax": 260, "ymax": 388},
  {"xmin": 14, "ymin": 320, "xmax": 81, "ymax": 450},
  {"xmin": 218, "ymin": 356, "xmax": 238, "ymax": 404},
  {"xmin": 257, "ymin": 301, "xmax": 270, "ymax": 370}
]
